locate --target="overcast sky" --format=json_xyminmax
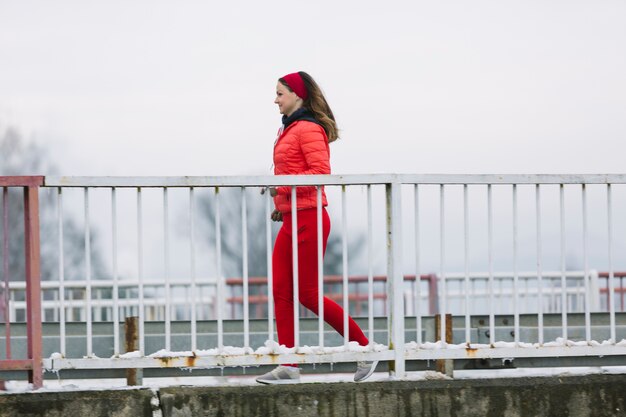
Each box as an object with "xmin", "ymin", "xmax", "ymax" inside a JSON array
[{"xmin": 1, "ymin": 0, "xmax": 625, "ymax": 178}]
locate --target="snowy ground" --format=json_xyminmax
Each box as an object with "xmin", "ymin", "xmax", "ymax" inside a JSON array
[{"xmin": 2, "ymin": 366, "xmax": 626, "ymax": 393}]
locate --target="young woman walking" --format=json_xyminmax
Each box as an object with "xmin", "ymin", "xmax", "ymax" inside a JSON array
[{"xmin": 256, "ymin": 71, "xmax": 377, "ymax": 384}]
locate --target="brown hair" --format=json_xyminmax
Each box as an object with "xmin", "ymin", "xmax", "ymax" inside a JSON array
[{"xmin": 279, "ymin": 72, "xmax": 339, "ymax": 143}]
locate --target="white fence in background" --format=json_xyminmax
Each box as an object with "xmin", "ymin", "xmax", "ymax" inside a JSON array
[
  {"xmin": 4, "ymin": 174, "xmax": 626, "ymax": 377},
  {"xmin": 5, "ymin": 270, "xmax": 616, "ymax": 322}
]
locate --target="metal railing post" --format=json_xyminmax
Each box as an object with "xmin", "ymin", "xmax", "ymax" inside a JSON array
[
  {"xmin": 2, "ymin": 186, "xmax": 11, "ymax": 360},
  {"xmin": 386, "ymin": 181, "xmax": 404, "ymax": 378},
  {"xmin": 24, "ymin": 184, "xmax": 43, "ymax": 388}
]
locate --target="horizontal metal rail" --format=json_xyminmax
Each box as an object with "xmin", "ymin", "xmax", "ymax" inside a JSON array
[{"xmin": 44, "ymin": 174, "xmax": 626, "ymax": 188}]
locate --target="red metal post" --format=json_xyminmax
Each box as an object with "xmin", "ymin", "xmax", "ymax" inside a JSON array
[
  {"xmin": 24, "ymin": 185, "xmax": 43, "ymax": 388},
  {"xmin": 2, "ymin": 187, "xmax": 10, "ymax": 359},
  {"xmin": 427, "ymin": 273, "xmax": 439, "ymax": 315},
  {"xmin": 619, "ymin": 277, "xmax": 626, "ymax": 311}
]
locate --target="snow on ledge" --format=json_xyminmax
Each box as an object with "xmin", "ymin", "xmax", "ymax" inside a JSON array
[
  {"xmin": 103, "ymin": 341, "xmax": 389, "ymax": 360},
  {"xmin": 405, "ymin": 338, "xmax": 626, "ymax": 350},
  {"xmin": 49, "ymin": 339, "xmax": 626, "ymax": 362}
]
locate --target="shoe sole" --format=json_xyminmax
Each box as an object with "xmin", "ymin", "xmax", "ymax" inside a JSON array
[{"xmin": 354, "ymin": 360, "xmax": 379, "ymax": 382}]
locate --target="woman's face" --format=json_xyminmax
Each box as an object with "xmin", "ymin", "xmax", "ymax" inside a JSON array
[{"xmin": 275, "ymin": 82, "xmax": 301, "ymax": 117}]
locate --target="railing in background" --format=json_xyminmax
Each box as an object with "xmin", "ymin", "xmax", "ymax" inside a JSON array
[
  {"xmin": 425, "ymin": 270, "xmax": 606, "ymax": 316},
  {"xmin": 226, "ymin": 274, "xmax": 440, "ymax": 319},
  {"xmin": 3, "ymin": 174, "xmax": 626, "ymax": 386},
  {"xmin": 598, "ymin": 271, "xmax": 626, "ymax": 312},
  {"xmin": 0, "ymin": 176, "xmax": 44, "ymax": 388},
  {"xmin": 5, "ymin": 274, "xmax": 437, "ymax": 324},
  {"xmin": 9, "ymin": 271, "xmax": 624, "ymax": 325}
]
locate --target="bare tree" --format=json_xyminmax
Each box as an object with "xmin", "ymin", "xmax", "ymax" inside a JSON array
[
  {"xmin": 189, "ymin": 186, "xmax": 365, "ymax": 319},
  {"xmin": 0, "ymin": 125, "xmax": 106, "ymax": 286},
  {"xmin": 192, "ymin": 186, "xmax": 365, "ymax": 279}
]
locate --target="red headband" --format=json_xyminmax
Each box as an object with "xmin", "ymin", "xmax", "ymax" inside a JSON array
[{"xmin": 281, "ymin": 72, "xmax": 308, "ymax": 100}]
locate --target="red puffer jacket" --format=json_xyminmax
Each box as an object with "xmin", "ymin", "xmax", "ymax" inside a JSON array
[{"xmin": 273, "ymin": 118, "xmax": 330, "ymax": 213}]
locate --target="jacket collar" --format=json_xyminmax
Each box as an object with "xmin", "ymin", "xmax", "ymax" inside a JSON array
[{"xmin": 282, "ymin": 108, "xmax": 320, "ymax": 129}]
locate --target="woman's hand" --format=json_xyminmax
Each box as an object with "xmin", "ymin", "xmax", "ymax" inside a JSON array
[
  {"xmin": 271, "ymin": 209, "xmax": 283, "ymax": 222},
  {"xmin": 260, "ymin": 187, "xmax": 278, "ymax": 197}
]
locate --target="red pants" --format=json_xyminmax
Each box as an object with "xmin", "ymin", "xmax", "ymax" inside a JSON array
[{"xmin": 272, "ymin": 207, "xmax": 369, "ymax": 354}]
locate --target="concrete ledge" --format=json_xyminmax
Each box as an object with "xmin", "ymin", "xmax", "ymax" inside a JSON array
[
  {"xmin": 0, "ymin": 388, "xmax": 155, "ymax": 417},
  {"xmin": 2, "ymin": 374, "xmax": 625, "ymax": 417},
  {"xmin": 159, "ymin": 374, "xmax": 626, "ymax": 417}
]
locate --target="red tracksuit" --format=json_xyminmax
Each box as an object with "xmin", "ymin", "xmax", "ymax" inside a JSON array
[
  {"xmin": 273, "ymin": 207, "xmax": 369, "ymax": 350},
  {"xmin": 272, "ymin": 110, "xmax": 369, "ymax": 356}
]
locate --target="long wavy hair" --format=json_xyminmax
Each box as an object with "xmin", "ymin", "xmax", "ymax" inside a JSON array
[{"xmin": 279, "ymin": 72, "xmax": 339, "ymax": 143}]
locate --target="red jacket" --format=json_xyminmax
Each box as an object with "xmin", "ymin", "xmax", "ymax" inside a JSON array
[{"xmin": 273, "ymin": 119, "xmax": 330, "ymax": 213}]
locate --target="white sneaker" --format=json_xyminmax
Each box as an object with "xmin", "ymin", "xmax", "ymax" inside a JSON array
[
  {"xmin": 256, "ymin": 366, "xmax": 300, "ymax": 385},
  {"xmin": 354, "ymin": 360, "xmax": 378, "ymax": 382}
]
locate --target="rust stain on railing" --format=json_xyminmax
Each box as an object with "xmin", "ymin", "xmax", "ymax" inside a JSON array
[
  {"xmin": 185, "ymin": 352, "xmax": 199, "ymax": 368},
  {"xmin": 157, "ymin": 357, "xmax": 174, "ymax": 367},
  {"xmin": 465, "ymin": 346, "xmax": 478, "ymax": 358}
]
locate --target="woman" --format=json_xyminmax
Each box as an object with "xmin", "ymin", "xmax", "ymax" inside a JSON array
[{"xmin": 256, "ymin": 71, "xmax": 377, "ymax": 384}]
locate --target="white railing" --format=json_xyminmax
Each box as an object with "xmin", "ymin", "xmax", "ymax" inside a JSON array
[
  {"xmin": 5, "ymin": 270, "xmax": 613, "ymax": 322},
  {"xmin": 4, "ymin": 174, "xmax": 626, "ymax": 378}
]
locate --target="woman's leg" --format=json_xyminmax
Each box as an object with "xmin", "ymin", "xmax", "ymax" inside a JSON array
[
  {"xmin": 272, "ymin": 221, "xmax": 295, "ymax": 349},
  {"xmin": 272, "ymin": 208, "xmax": 369, "ymax": 349},
  {"xmin": 297, "ymin": 209, "xmax": 369, "ymax": 346}
]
